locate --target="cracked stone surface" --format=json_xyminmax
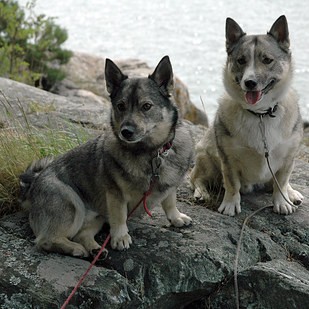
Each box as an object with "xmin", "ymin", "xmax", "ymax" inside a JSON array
[
  {"xmin": 0, "ymin": 159, "xmax": 308, "ymax": 308},
  {"xmin": 0, "ymin": 73, "xmax": 308, "ymax": 308}
]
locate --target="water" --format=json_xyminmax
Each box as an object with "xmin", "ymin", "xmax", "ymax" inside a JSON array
[{"xmin": 19, "ymin": 0, "xmax": 309, "ymax": 121}]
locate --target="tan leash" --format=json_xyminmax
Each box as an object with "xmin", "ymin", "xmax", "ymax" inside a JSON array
[{"xmin": 234, "ymin": 114, "xmax": 301, "ymax": 309}]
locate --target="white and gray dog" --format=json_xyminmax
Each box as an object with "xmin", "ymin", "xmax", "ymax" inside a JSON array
[{"xmin": 191, "ymin": 15, "xmax": 303, "ymax": 216}]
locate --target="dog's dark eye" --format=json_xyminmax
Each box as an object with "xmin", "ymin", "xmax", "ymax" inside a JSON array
[
  {"xmin": 262, "ymin": 57, "xmax": 273, "ymax": 65},
  {"xmin": 117, "ymin": 103, "xmax": 126, "ymax": 112},
  {"xmin": 237, "ymin": 57, "xmax": 246, "ymax": 65},
  {"xmin": 142, "ymin": 103, "xmax": 152, "ymax": 111}
]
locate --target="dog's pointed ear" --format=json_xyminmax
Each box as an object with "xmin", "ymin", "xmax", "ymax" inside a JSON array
[
  {"xmin": 225, "ymin": 17, "xmax": 246, "ymax": 54},
  {"xmin": 149, "ymin": 55, "xmax": 174, "ymax": 96},
  {"xmin": 105, "ymin": 59, "xmax": 128, "ymax": 95},
  {"xmin": 268, "ymin": 15, "xmax": 290, "ymax": 52}
]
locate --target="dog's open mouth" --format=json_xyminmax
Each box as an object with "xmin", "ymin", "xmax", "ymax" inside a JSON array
[
  {"xmin": 244, "ymin": 79, "xmax": 276, "ymax": 105},
  {"xmin": 245, "ymin": 91, "xmax": 262, "ymax": 105}
]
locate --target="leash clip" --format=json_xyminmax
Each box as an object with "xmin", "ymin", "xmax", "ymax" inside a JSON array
[
  {"xmin": 159, "ymin": 141, "xmax": 173, "ymax": 157},
  {"xmin": 151, "ymin": 155, "xmax": 162, "ymax": 178},
  {"xmin": 161, "ymin": 149, "xmax": 170, "ymax": 157}
]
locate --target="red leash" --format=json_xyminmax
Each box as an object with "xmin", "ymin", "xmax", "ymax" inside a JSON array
[
  {"xmin": 60, "ymin": 234, "xmax": 111, "ymax": 309},
  {"xmin": 60, "ymin": 182, "xmax": 154, "ymax": 308}
]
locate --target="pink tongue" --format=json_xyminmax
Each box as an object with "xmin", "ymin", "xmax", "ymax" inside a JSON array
[{"xmin": 245, "ymin": 91, "xmax": 262, "ymax": 105}]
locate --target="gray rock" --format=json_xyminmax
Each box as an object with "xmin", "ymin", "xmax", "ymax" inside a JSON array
[
  {"xmin": 0, "ymin": 159, "xmax": 308, "ymax": 308},
  {"xmin": 0, "ymin": 77, "xmax": 110, "ymax": 131}
]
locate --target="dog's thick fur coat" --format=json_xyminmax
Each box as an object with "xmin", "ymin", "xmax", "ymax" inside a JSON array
[
  {"xmin": 20, "ymin": 56, "xmax": 193, "ymax": 256},
  {"xmin": 190, "ymin": 16, "xmax": 304, "ymax": 216}
]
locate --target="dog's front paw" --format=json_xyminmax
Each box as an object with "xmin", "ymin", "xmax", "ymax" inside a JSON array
[
  {"xmin": 273, "ymin": 193, "xmax": 297, "ymax": 215},
  {"xmin": 170, "ymin": 213, "xmax": 192, "ymax": 227},
  {"xmin": 110, "ymin": 225, "xmax": 132, "ymax": 250},
  {"xmin": 273, "ymin": 185, "xmax": 303, "ymax": 215},
  {"xmin": 287, "ymin": 186, "xmax": 303, "ymax": 206},
  {"xmin": 218, "ymin": 193, "xmax": 241, "ymax": 216},
  {"xmin": 273, "ymin": 196, "xmax": 296, "ymax": 215}
]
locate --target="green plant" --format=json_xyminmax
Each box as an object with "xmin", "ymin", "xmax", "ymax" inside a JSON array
[
  {"xmin": 0, "ymin": 98, "xmax": 91, "ymax": 217},
  {"xmin": 0, "ymin": 0, "xmax": 72, "ymax": 89}
]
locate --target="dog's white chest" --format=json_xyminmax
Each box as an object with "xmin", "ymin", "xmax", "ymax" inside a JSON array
[{"xmin": 231, "ymin": 122, "xmax": 288, "ymax": 183}]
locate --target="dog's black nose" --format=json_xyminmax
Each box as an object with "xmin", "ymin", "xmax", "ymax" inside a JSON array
[
  {"xmin": 244, "ymin": 79, "xmax": 257, "ymax": 90},
  {"xmin": 121, "ymin": 126, "xmax": 135, "ymax": 140}
]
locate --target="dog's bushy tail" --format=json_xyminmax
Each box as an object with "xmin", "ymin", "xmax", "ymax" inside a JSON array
[{"xmin": 19, "ymin": 157, "xmax": 54, "ymax": 209}]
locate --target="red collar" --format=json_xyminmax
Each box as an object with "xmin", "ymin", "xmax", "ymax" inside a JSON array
[{"xmin": 158, "ymin": 140, "xmax": 173, "ymax": 156}]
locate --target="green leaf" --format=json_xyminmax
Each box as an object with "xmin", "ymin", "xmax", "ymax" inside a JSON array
[{"xmin": 0, "ymin": 0, "xmax": 72, "ymax": 89}]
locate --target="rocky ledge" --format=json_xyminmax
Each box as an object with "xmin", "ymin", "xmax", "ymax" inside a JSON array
[
  {"xmin": 0, "ymin": 56, "xmax": 308, "ymax": 308},
  {"xmin": 0, "ymin": 161, "xmax": 308, "ymax": 308}
]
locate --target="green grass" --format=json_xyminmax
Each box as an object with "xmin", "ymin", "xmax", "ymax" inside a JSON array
[
  {"xmin": 0, "ymin": 98, "xmax": 91, "ymax": 217},
  {"xmin": 28, "ymin": 101, "xmax": 56, "ymax": 113}
]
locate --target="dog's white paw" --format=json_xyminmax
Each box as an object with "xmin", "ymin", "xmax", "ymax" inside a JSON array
[
  {"xmin": 110, "ymin": 225, "xmax": 132, "ymax": 250},
  {"xmin": 272, "ymin": 184, "xmax": 303, "ymax": 215},
  {"xmin": 287, "ymin": 186, "xmax": 303, "ymax": 206},
  {"xmin": 273, "ymin": 196, "xmax": 296, "ymax": 215},
  {"xmin": 170, "ymin": 213, "xmax": 192, "ymax": 227},
  {"xmin": 193, "ymin": 188, "xmax": 203, "ymax": 200},
  {"xmin": 218, "ymin": 193, "xmax": 241, "ymax": 216},
  {"xmin": 192, "ymin": 182, "xmax": 210, "ymax": 201},
  {"xmin": 72, "ymin": 245, "xmax": 89, "ymax": 258},
  {"xmin": 193, "ymin": 188, "xmax": 208, "ymax": 201}
]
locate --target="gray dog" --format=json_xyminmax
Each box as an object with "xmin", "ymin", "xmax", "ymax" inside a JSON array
[{"xmin": 20, "ymin": 56, "xmax": 193, "ymax": 257}]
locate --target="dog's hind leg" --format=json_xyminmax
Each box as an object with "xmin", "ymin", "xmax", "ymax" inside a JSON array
[
  {"xmin": 37, "ymin": 236, "xmax": 89, "ymax": 257},
  {"xmin": 192, "ymin": 179, "xmax": 210, "ymax": 201},
  {"xmin": 190, "ymin": 150, "xmax": 221, "ymax": 201},
  {"xmin": 30, "ymin": 181, "xmax": 89, "ymax": 257},
  {"xmin": 73, "ymin": 212, "xmax": 104, "ymax": 256},
  {"xmin": 33, "ymin": 209, "xmax": 90, "ymax": 258},
  {"xmin": 190, "ymin": 165, "xmax": 210, "ymax": 200},
  {"xmin": 217, "ymin": 157, "xmax": 242, "ymax": 216},
  {"xmin": 161, "ymin": 189, "xmax": 192, "ymax": 227}
]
